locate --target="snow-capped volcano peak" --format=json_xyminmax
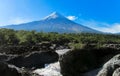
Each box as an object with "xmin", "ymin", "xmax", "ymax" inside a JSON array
[
  {"xmin": 43, "ymin": 12, "xmax": 64, "ymax": 20},
  {"xmin": 0, "ymin": 12, "xmax": 101, "ymax": 33}
]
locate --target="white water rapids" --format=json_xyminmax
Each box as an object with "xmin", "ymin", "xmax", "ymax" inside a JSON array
[
  {"xmin": 33, "ymin": 49, "xmax": 70, "ymax": 76},
  {"xmin": 33, "ymin": 61, "xmax": 62, "ymax": 76},
  {"xmin": 33, "ymin": 49, "xmax": 100, "ymax": 76}
]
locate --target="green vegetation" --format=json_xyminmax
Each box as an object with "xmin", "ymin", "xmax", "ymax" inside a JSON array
[{"xmin": 0, "ymin": 28, "xmax": 120, "ymax": 49}]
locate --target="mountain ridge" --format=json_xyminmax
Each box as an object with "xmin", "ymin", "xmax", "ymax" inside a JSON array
[{"xmin": 0, "ymin": 12, "xmax": 101, "ymax": 33}]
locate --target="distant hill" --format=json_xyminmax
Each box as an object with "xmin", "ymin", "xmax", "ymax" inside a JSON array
[
  {"xmin": 0, "ymin": 12, "xmax": 101, "ymax": 33},
  {"xmin": 115, "ymin": 33, "xmax": 120, "ymax": 35}
]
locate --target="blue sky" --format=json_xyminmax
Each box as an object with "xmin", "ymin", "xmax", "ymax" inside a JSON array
[{"xmin": 0, "ymin": 0, "xmax": 120, "ymax": 33}]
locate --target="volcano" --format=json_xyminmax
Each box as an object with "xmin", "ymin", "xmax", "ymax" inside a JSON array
[{"xmin": 0, "ymin": 12, "xmax": 101, "ymax": 33}]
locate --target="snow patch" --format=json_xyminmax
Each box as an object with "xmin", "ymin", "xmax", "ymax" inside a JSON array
[{"xmin": 43, "ymin": 12, "xmax": 59, "ymax": 20}]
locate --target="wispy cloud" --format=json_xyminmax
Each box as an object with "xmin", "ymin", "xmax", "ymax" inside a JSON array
[
  {"xmin": 99, "ymin": 23, "xmax": 120, "ymax": 33},
  {"xmin": 8, "ymin": 17, "xmax": 30, "ymax": 25},
  {"xmin": 79, "ymin": 19, "xmax": 120, "ymax": 33},
  {"xmin": 67, "ymin": 16, "xmax": 77, "ymax": 21}
]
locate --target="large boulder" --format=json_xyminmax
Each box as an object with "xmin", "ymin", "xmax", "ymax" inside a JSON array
[
  {"xmin": 7, "ymin": 51, "xmax": 59, "ymax": 69},
  {"xmin": 59, "ymin": 48, "xmax": 120, "ymax": 76},
  {"xmin": 97, "ymin": 54, "xmax": 120, "ymax": 76},
  {"xmin": 59, "ymin": 49, "xmax": 96, "ymax": 76},
  {"xmin": 0, "ymin": 61, "xmax": 21, "ymax": 76}
]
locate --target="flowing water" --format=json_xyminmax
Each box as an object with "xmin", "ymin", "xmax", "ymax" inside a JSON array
[
  {"xmin": 33, "ymin": 61, "xmax": 62, "ymax": 76},
  {"xmin": 33, "ymin": 49, "xmax": 70, "ymax": 76}
]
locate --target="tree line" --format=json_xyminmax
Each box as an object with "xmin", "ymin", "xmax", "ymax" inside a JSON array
[{"xmin": 0, "ymin": 28, "xmax": 120, "ymax": 48}]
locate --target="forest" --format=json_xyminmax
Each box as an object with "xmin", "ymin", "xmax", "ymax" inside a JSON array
[{"xmin": 0, "ymin": 28, "xmax": 120, "ymax": 54}]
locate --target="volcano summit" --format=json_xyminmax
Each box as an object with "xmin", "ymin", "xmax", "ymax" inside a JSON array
[{"xmin": 0, "ymin": 12, "xmax": 101, "ymax": 33}]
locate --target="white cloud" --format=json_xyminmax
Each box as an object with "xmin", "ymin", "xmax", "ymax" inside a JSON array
[
  {"xmin": 79, "ymin": 19, "xmax": 120, "ymax": 33},
  {"xmin": 67, "ymin": 16, "xmax": 77, "ymax": 21},
  {"xmin": 99, "ymin": 23, "xmax": 120, "ymax": 33}
]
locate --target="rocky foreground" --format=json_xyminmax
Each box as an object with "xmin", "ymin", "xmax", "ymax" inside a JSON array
[{"xmin": 0, "ymin": 47, "xmax": 120, "ymax": 76}]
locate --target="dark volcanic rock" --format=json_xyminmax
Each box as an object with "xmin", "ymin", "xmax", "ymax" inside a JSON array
[
  {"xmin": 0, "ymin": 61, "xmax": 21, "ymax": 76},
  {"xmin": 113, "ymin": 67, "xmax": 120, "ymax": 76},
  {"xmin": 0, "ymin": 53, "xmax": 17, "ymax": 61},
  {"xmin": 59, "ymin": 48, "xmax": 120, "ymax": 76},
  {"xmin": 0, "ymin": 42, "xmax": 54, "ymax": 55},
  {"xmin": 97, "ymin": 54, "xmax": 120, "ymax": 76},
  {"xmin": 83, "ymin": 68, "xmax": 101, "ymax": 76},
  {"xmin": 7, "ymin": 51, "xmax": 59, "ymax": 69}
]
